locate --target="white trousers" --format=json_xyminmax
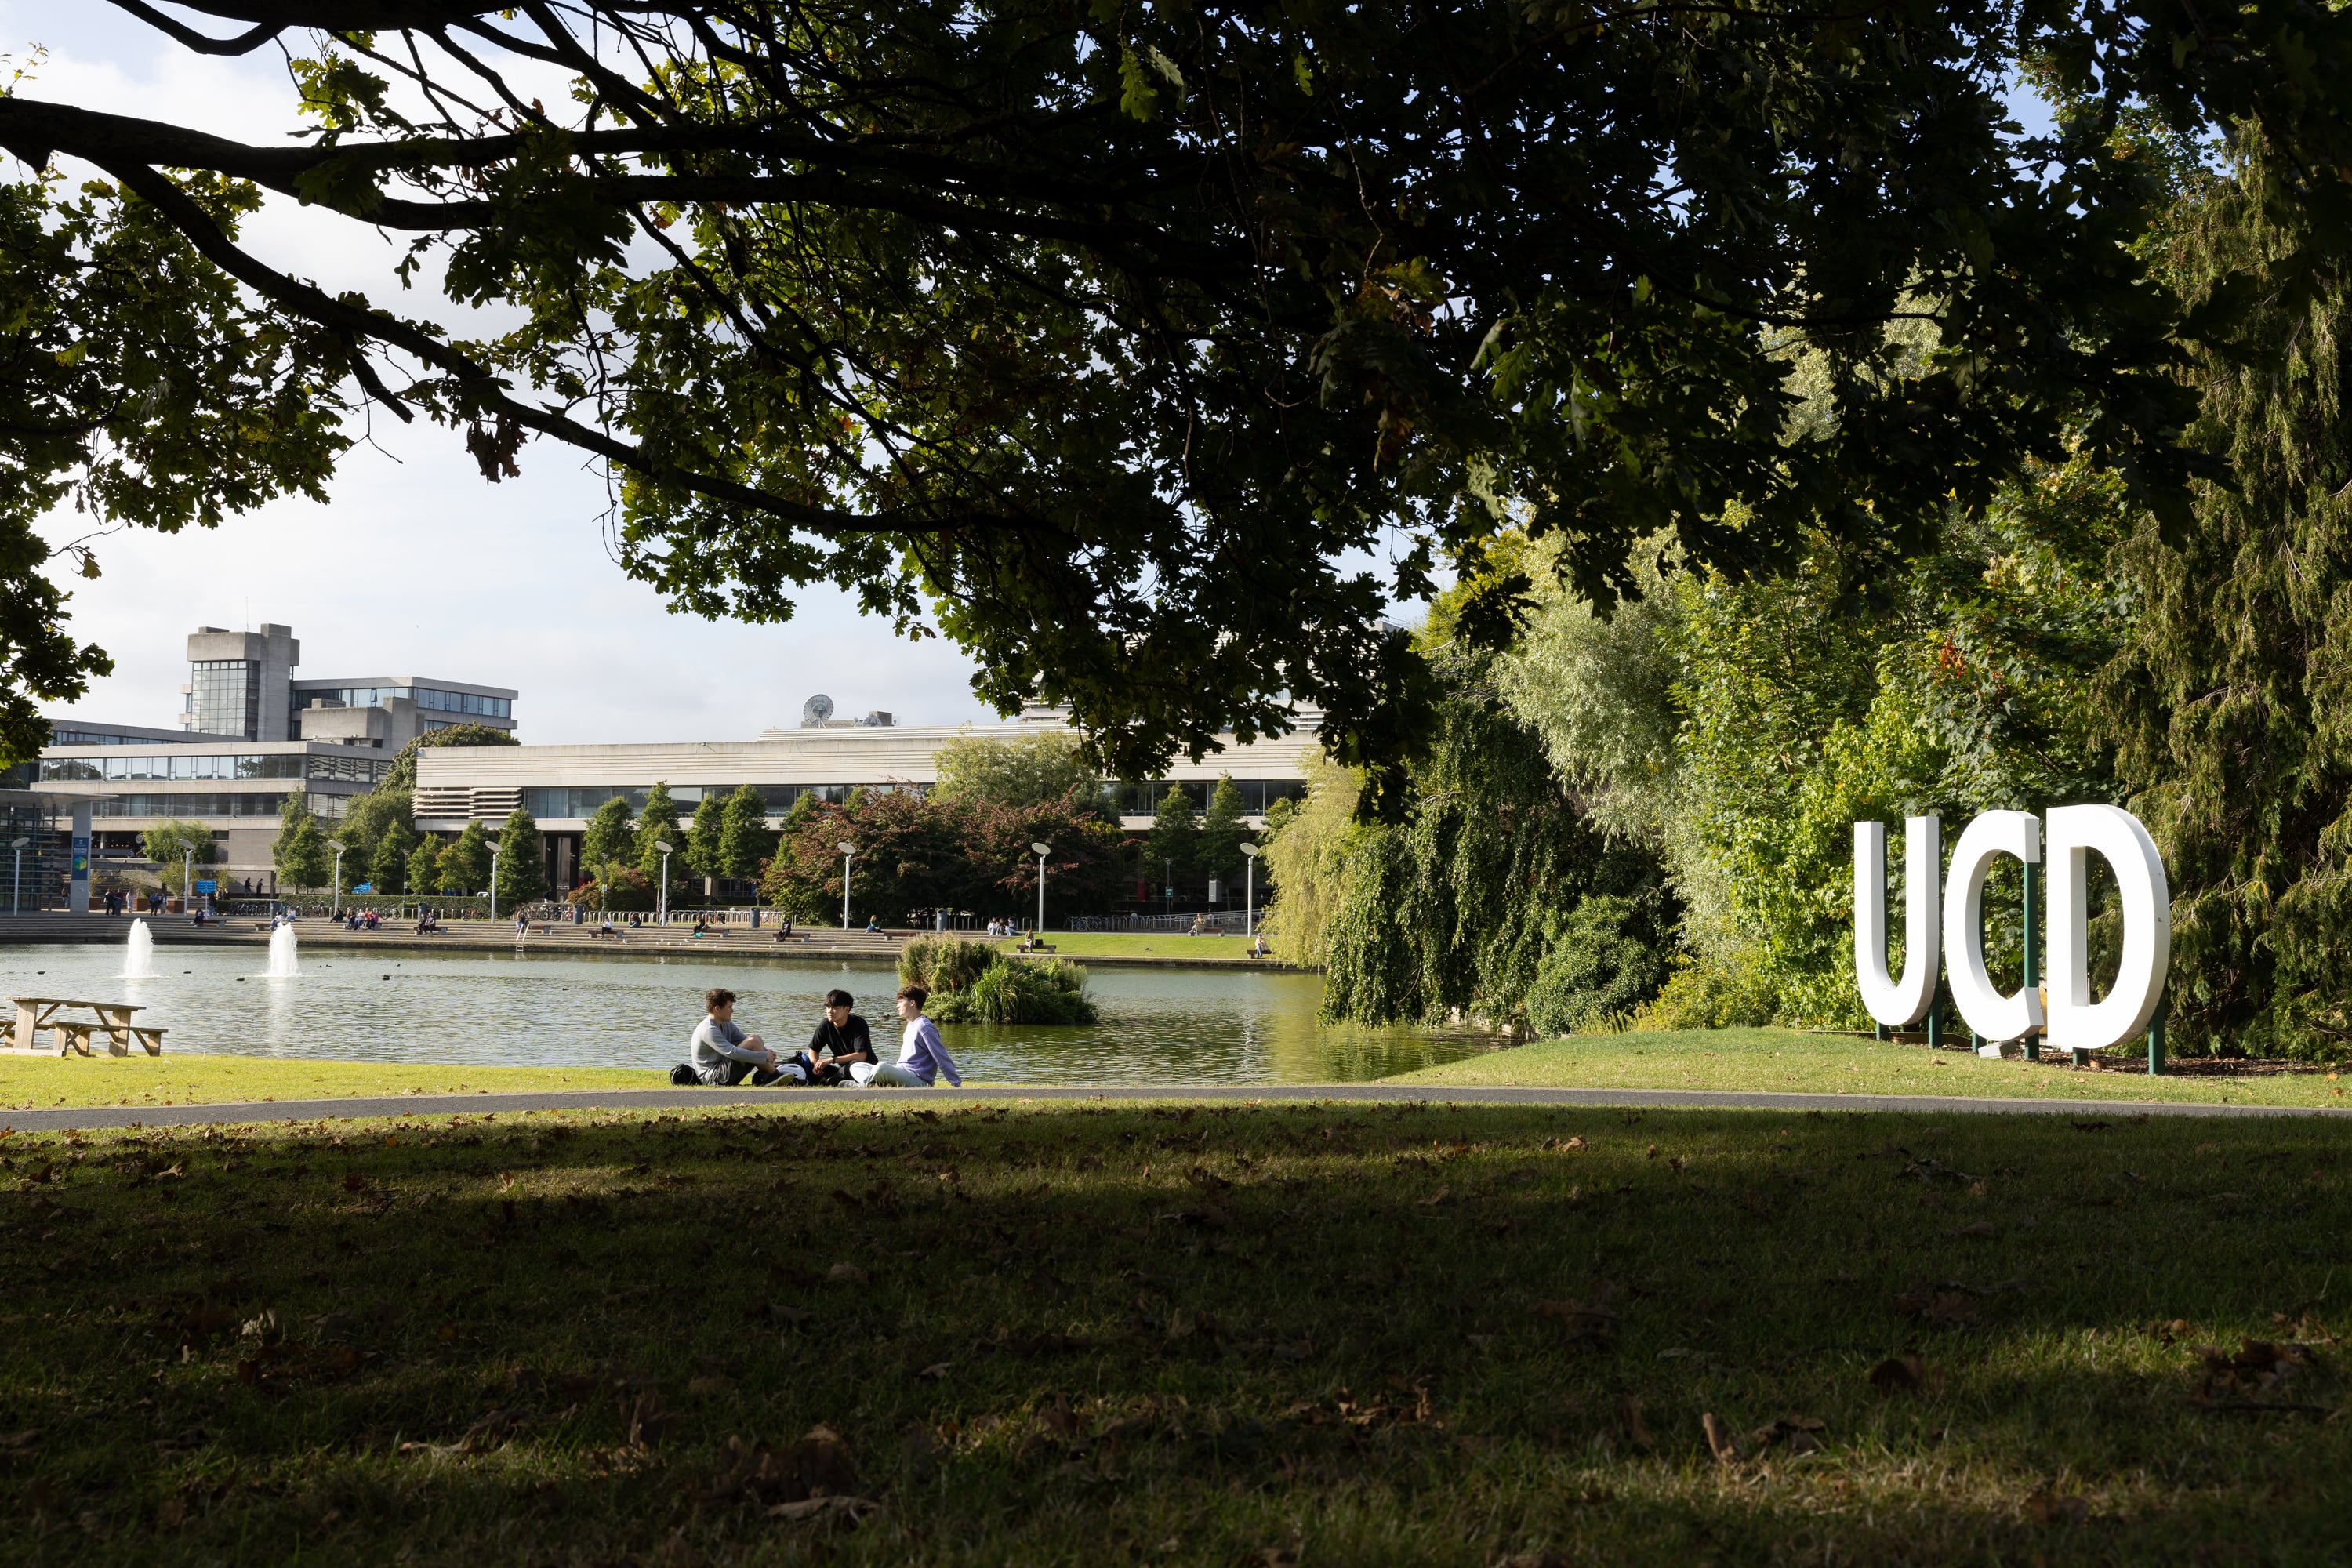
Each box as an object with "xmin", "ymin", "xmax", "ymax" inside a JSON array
[{"xmin": 848, "ymin": 1062, "xmax": 925, "ymax": 1087}]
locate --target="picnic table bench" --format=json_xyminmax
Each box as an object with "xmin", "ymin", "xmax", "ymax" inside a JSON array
[{"xmin": 11, "ymin": 996, "xmax": 166, "ymax": 1057}]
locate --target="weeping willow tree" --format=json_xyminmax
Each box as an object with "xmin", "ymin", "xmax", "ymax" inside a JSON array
[
  {"xmin": 2103, "ymin": 144, "xmax": 2352, "ymax": 1058},
  {"xmin": 1320, "ymin": 649, "xmax": 1672, "ymax": 1033}
]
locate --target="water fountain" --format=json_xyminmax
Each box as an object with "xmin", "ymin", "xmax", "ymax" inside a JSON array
[
  {"xmin": 265, "ymin": 923, "xmax": 301, "ymax": 978},
  {"xmin": 121, "ymin": 918, "xmax": 158, "ymax": 979}
]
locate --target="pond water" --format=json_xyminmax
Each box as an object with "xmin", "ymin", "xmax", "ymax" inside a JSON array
[{"xmin": 2, "ymin": 942, "xmax": 1495, "ymax": 1085}]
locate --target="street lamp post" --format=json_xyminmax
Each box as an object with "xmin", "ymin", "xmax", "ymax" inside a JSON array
[
  {"xmin": 654, "ymin": 839, "xmax": 673, "ymax": 924},
  {"xmin": 1240, "ymin": 841, "xmax": 1261, "ymax": 937},
  {"xmin": 1030, "ymin": 840, "xmax": 1051, "ymax": 935},
  {"xmin": 329, "ymin": 840, "xmax": 347, "ymax": 918},
  {"xmin": 1163, "ymin": 856, "xmax": 1174, "ymax": 919},
  {"xmin": 487, "ymin": 836, "xmax": 503, "ymax": 921},
  {"xmin": 9, "ymin": 836, "xmax": 27, "ymax": 916},
  {"xmin": 837, "ymin": 841, "xmax": 856, "ymax": 929},
  {"xmin": 181, "ymin": 847, "xmax": 194, "ymax": 913}
]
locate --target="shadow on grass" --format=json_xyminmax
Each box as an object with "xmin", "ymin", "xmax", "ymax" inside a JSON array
[{"xmin": 3, "ymin": 1102, "xmax": 2350, "ymax": 1564}]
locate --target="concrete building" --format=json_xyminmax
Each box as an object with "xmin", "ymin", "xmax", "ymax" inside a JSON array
[
  {"xmin": 27, "ymin": 620, "xmax": 517, "ymax": 894},
  {"xmin": 413, "ymin": 713, "xmax": 1314, "ymax": 895},
  {"xmin": 34, "ymin": 739, "xmax": 395, "ymax": 892},
  {"xmin": 178, "ymin": 623, "xmax": 517, "ymax": 748}
]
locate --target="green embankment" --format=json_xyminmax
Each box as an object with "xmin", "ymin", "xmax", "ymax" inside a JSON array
[
  {"xmin": 1392, "ymin": 1025, "xmax": 2351, "ymax": 1108},
  {"xmin": 989, "ymin": 932, "xmax": 1271, "ymax": 961},
  {"xmin": 4, "ymin": 1101, "xmax": 2350, "ymax": 1563},
  {"xmin": 0, "ymin": 1055, "xmax": 652, "ymax": 1112}
]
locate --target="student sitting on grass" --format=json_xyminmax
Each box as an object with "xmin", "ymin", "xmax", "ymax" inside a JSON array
[
  {"xmin": 846, "ymin": 985, "xmax": 962, "ymax": 1087},
  {"xmin": 675, "ymin": 987, "xmax": 804, "ymax": 1086},
  {"xmin": 791, "ymin": 989, "xmax": 876, "ymax": 1085}
]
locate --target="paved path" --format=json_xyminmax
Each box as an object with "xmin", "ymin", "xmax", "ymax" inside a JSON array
[{"xmin": 2, "ymin": 1083, "xmax": 2339, "ymax": 1132}]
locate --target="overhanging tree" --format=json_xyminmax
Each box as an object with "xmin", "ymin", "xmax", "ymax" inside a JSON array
[{"xmin": 8, "ymin": 3, "xmax": 2351, "ymax": 782}]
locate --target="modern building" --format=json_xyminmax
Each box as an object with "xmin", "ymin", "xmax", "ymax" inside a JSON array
[
  {"xmin": 413, "ymin": 710, "xmax": 1314, "ymax": 895},
  {"xmin": 180, "ymin": 623, "xmax": 517, "ymax": 748},
  {"xmin": 27, "ymin": 621, "xmax": 517, "ymax": 893},
  {"xmin": 34, "ymin": 739, "xmax": 397, "ymax": 892}
]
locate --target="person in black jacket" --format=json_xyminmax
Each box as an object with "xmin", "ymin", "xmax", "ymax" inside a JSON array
[{"xmin": 793, "ymin": 990, "xmax": 877, "ymax": 1085}]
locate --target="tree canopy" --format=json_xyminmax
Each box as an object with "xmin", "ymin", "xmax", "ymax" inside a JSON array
[{"xmin": 10, "ymin": 2, "xmax": 2352, "ymax": 779}]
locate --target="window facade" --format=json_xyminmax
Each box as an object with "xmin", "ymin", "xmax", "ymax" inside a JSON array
[
  {"xmin": 292, "ymin": 685, "xmax": 511, "ymax": 720},
  {"xmin": 416, "ymin": 688, "xmax": 511, "ymax": 718},
  {"xmin": 1099, "ymin": 779, "xmax": 1306, "ymax": 815},
  {"xmin": 189, "ymin": 659, "xmax": 260, "ymax": 739},
  {"xmin": 39, "ymin": 753, "xmax": 385, "ymax": 784},
  {"xmin": 85, "ymin": 793, "xmax": 297, "ymax": 818}
]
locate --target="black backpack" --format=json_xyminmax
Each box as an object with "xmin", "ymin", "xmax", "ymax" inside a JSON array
[{"xmin": 669, "ymin": 1062, "xmax": 699, "ymax": 1086}]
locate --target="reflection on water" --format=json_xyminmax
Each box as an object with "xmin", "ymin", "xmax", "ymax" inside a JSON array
[{"xmin": 1, "ymin": 945, "xmax": 1496, "ymax": 1085}]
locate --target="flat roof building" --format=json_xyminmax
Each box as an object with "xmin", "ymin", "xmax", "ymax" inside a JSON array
[
  {"xmin": 415, "ymin": 713, "xmax": 1316, "ymax": 896},
  {"xmin": 179, "ymin": 622, "xmax": 517, "ymax": 749}
]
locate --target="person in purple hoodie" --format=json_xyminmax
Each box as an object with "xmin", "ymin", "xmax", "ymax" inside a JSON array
[{"xmin": 847, "ymin": 985, "xmax": 962, "ymax": 1087}]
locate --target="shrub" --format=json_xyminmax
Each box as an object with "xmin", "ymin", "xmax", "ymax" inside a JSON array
[
  {"xmin": 898, "ymin": 935, "xmax": 997, "ymax": 993},
  {"xmin": 1630, "ymin": 945, "xmax": 1781, "ymax": 1031},
  {"xmin": 1525, "ymin": 892, "xmax": 1674, "ymax": 1036},
  {"xmin": 934, "ymin": 957, "xmax": 1098, "ymax": 1025},
  {"xmin": 900, "ymin": 937, "xmax": 1098, "ymax": 1024}
]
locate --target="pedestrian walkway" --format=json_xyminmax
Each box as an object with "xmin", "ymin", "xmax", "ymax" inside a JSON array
[{"xmin": 3, "ymin": 1082, "xmax": 2340, "ymax": 1133}]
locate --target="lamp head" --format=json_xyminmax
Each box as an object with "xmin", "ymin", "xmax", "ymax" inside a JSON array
[
  {"xmin": 1240, "ymin": 842, "xmax": 1261, "ymax": 858},
  {"xmin": 329, "ymin": 840, "xmax": 345, "ymax": 853},
  {"xmin": 1030, "ymin": 841, "xmax": 1051, "ymax": 857},
  {"xmin": 8, "ymin": 837, "xmax": 27, "ymax": 848},
  {"xmin": 837, "ymin": 841, "xmax": 856, "ymax": 855},
  {"xmin": 655, "ymin": 839, "xmax": 673, "ymax": 855}
]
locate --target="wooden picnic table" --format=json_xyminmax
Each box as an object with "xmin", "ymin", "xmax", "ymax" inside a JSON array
[{"xmin": 10, "ymin": 996, "xmax": 166, "ymax": 1057}]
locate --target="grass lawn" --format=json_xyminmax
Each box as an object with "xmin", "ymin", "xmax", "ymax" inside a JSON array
[
  {"xmin": 0, "ymin": 1055, "xmax": 652, "ymax": 1112},
  {"xmin": 4, "ymin": 1097, "xmax": 2349, "ymax": 1564},
  {"xmin": 992, "ymin": 933, "xmax": 1273, "ymax": 961},
  {"xmin": 1395, "ymin": 1026, "xmax": 2352, "ymax": 1109}
]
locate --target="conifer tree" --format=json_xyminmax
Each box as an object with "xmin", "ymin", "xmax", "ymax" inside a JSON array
[
  {"xmin": 494, "ymin": 807, "xmax": 547, "ymax": 907},
  {"xmin": 718, "ymin": 786, "xmax": 777, "ymax": 881},
  {"xmin": 1142, "ymin": 783, "xmax": 1200, "ymax": 904},
  {"xmin": 581, "ymin": 796, "xmax": 635, "ymax": 885},
  {"xmin": 636, "ymin": 782, "xmax": 681, "ymax": 903},
  {"xmin": 368, "ymin": 822, "xmax": 416, "ymax": 895},
  {"xmin": 438, "ymin": 820, "xmax": 491, "ymax": 896},
  {"xmin": 685, "ymin": 790, "xmax": 728, "ymax": 890},
  {"xmin": 1197, "ymin": 775, "xmax": 1249, "ymax": 901},
  {"xmin": 2103, "ymin": 147, "xmax": 2352, "ymax": 1056},
  {"xmin": 407, "ymin": 837, "xmax": 442, "ymax": 896},
  {"xmin": 271, "ymin": 793, "xmax": 330, "ymax": 891}
]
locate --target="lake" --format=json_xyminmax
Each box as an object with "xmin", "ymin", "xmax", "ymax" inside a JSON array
[{"xmin": 2, "ymin": 940, "xmax": 1496, "ymax": 1085}]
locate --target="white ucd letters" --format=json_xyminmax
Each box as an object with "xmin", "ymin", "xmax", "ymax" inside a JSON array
[
  {"xmin": 1853, "ymin": 815, "xmax": 1940, "ymax": 1029},
  {"xmin": 1853, "ymin": 804, "xmax": 2170, "ymax": 1051}
]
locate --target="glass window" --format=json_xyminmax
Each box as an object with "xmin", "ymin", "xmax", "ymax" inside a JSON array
[{"xmin": 190, "ymin": 659, "xmax": 260, "ymax": 739}]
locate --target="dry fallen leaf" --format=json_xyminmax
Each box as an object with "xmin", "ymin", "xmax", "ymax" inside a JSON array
[
  {"xmin": 1867, "ymin": 1354, "xmax": 1944, "ymax": 1396},
  {"xmin": 828, "ymin": 1263, "xmax": 869, "ymax": 1283},
  {"xmin": 916, "ymin": 1362, "xmax": 952, "ymax": 1380},
  {"xmin": 1700, "ymin": 1411, "xmax": 1740, "ymax": 1465},
  {"xmin": 1949, "ymin": 1221, "xmax": 1997, "ymax": 1240},
  {"xmin": 1617, "ymin": 1396, "xmax": 1653, "ymax": 1452},
  {"xmin": 2024, "ymin": 1486, "xmax": 2089, "ymax": 1526},
  {"xmin": 768, "ymin": 1495, "xmax": 877, "ymax": 1526},
  {"xmin": 1417, "ymin": 1185, "xmax": 1451, "ymax": 1207},
  {"xmin": 1894, "ymin": 1287, "xmax": 1981, "ymax": 1327}
]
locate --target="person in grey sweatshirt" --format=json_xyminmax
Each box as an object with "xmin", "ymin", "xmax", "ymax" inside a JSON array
[{"xmin": 687, "ymin": 988, "xmax": 801, "ymax": 1086}]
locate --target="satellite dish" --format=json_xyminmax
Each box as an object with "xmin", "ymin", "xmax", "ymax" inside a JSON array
[{"xmin": 801, "ymin": 693, "xmax": 835, "ymax": 726}]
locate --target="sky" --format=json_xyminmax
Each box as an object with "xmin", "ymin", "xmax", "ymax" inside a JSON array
[{"xmin": 13, "ymin": 5, "xmax": 1000, "ymax": 744}]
